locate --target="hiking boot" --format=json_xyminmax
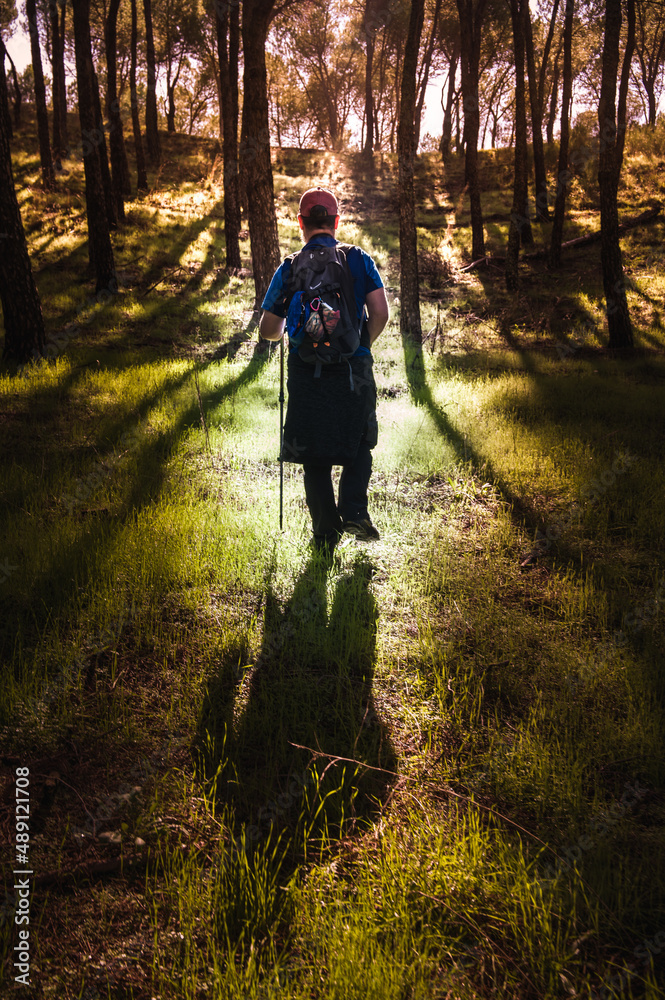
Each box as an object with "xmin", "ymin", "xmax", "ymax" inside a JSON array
[{"xmin": 342, "ymin": 517, "xmax": 380, "ymax": 541}]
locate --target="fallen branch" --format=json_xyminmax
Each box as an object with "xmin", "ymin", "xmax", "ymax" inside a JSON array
[
  {"xmin": 458, "ymin": 203, "xmax": 662, "ymax": 271},
  {"xmin": 526, "ymin": 203, "xmax": 662, "ymax": 258}
]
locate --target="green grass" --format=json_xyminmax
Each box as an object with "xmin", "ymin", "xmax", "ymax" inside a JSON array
[{"xmin": 1, "ymin": 121, "xmax": 664, "ymax": 999}]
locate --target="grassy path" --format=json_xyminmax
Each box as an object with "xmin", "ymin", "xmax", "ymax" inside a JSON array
[{"xmin": 1, "ymin": 133, "xmax": 665, "ymax": 998}]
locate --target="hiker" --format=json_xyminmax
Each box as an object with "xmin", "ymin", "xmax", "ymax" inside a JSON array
[{"xmin": 259, "ymin": 187, "xmax": 390, "ymax": 554}]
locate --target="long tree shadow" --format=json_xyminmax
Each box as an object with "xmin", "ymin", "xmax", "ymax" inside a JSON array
[
  {"xmin": 401, "ymin": 335, "xmax": 547, "ymax": 539},
  {"xmin": 0, "ymin": 348, "xmax": 273, "ymax": 662},
  {"xmin": 196, "ymin": 551, "xmax": 396, "ymax": 859}
]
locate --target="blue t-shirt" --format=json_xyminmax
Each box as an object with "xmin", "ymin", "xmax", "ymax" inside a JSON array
[{"xmin": 261, "ymin": 234, "xmax": 383, "ymax": 356}]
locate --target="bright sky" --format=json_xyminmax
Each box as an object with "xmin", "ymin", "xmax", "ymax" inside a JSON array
[{"xmin": 3, "ymin": 24, "xmax": 447, "ymax": 147}]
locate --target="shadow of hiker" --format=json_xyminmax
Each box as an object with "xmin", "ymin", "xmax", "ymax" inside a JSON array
[{"xmin": 196, "ymin": 550, "xmax": 396, "ymax": 854}]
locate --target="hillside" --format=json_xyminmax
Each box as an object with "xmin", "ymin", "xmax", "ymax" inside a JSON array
[{"xmin": 1, "ymin": 118, "xmax": 665, "ymax": 1000}]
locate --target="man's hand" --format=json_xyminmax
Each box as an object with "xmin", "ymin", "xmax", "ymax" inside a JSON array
[
  {"xmin": 365, "ymin": 288, "xmax": 390, "ymax": 345},
  {"xmin": 259, "ymin": 310, "xmax": 286, "ymax": 341}
]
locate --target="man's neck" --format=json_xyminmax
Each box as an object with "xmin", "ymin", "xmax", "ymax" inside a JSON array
[{"xmin": 303, "ymin": 230, "xmax": 336, "ymax": 241}]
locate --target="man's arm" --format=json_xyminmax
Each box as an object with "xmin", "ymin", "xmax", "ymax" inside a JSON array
[
  {"xmin": 259, "ymin": 310, "xmax": 286, "ymax": 341},
  {"xmin": 365, "ymin": 287, "xmax": 390, "ymax": 345}
]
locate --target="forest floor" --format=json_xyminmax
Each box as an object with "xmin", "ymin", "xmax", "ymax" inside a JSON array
[{"xmin": 1, "ymin": 115, "xmax": 665, "ymax": 999}]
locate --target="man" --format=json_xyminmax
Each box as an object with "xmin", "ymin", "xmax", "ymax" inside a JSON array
[{"xmin": 259, "ymin": 187, "xmax": 389, "ymax": 554}]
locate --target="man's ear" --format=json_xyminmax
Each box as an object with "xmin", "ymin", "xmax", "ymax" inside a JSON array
[
  {"xmin": 334, "ymin": 215, "xmax": 340, "ymax": 230},
  {"xmin": 298, "ymin": 214, "xmax": 305, "ymax": 231}
]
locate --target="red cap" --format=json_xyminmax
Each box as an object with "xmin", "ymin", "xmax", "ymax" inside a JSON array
[{"xmin": 298, "ymin": 187, "xmax": 339, "ymax": 219}]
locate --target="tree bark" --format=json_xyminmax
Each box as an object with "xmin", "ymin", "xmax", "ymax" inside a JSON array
[
  {"xmin": 216, "ymin": 3, "xmax": 241, "ymax": 269},
  {"xmin": 241, "ymin": 0, "xmax": 280, "ymax": 311},
  {"xmin": 549, "ymin": 0, "xmax": 573, "ymax": 269},
  {"xmin": 506, "ymin": 0, "xmax": 531, "ymax": 291},
  {"xmin": 546, "ymin": 37, "xmax": 562, "ymax": 144},
  {"xmin": 143, "ymin": 0, "xmax": 160, "ymax": 164},
  {"xmin": 363, "ymin": 3, "xmax": 375, "ymax": 157},
  {"xmin": 398, "ymin": 0, "xmax": 425, "ymax": 345},
  {"xmin": 91, "ymin": 68, "xmax": 117, "ymax": 230},
  {"xmin": 49, "ymin": 0, "xmax": 67, "ymax": 165},
  {"xmin": 105, "ymin": 0, "xmax": 131, "ymax": 217},
  {"xmin": 130, "ymin": 0, "xmax": 148, "ymax": 191},
  {"xmin": 598, "ymin": 0, "xmax": 633, "ymax": 349},
  {"xmin": 616, "ymin": 0, "xmax": 635, "ymax": 173},
  {"xmin": 5, "ymin": 48, "xmax": 21, "ymax": 128},
  {"xmin": 440, "ymin": 41, "xmax": 459, "ymax": 161},
  {"xmin": 524, "ymin": 0, "xmax": 549, "ymax": 220},
  {"xmin": 538, "ymin": 0, "xmax": 560, "ymax": 112},
  {"xmin": 0, "ymin": 32, "xmax": 11, "ymax": 142},
  {"xmin": 414, "ymin": 0, "xmax": 443, "ymax": 150},
  {"xmin": 0, "ymin": 56, "xmax": 46, "ymax": 363},
  {"xmin": 26, "ymin": 0, "xmax": 56, "ymax": 189},
  {"xmin": 72, "ymin": 0, "xmax": 117, "ymax": 292},
  {"xmin": 456, "ymin": 0, "xmax": 487, "ymax": 260}
]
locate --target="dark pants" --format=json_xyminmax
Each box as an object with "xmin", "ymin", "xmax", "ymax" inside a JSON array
[{"xmin": 303, "ymin": 438, "xmax": 373, "ymax": 545}]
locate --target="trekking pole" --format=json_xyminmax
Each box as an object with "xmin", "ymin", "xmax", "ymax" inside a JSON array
[{"xmin": 279, "ymin": 334, "xmax": 285, "ymax": 531}]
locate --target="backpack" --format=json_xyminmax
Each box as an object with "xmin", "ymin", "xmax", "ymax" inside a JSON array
[{"xmin": 285, "ymin": 243, "xmax": 361, "ymax": 378}]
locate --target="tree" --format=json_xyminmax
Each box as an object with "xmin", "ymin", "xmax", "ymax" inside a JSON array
[
  {"xmin": 26, "ymin": 0, "xmax": 55, "ymax": 188},
  {"xmin": 153, "ymin": 0, "xmax": 200, "ymax": 132},
  {"xmin": 634, "ymin": 0, "xmax": 665, "ymax": 126},
  {"xmin": 0, "ymin": 27, "xmax": 10, "ymax": 140},
  {"xmin": 215, "ymin": 0, "xmax": 241, "ymax": 269},
  {"xmin": 49, "ymin": 0, "xmax": 68, "ymax": 164},
  {"xmin": 414, "ymin": 0, "xmax": 444, "ymax": 149},
  {"xmin": 105, "ymin": 0, "xmax": 131, "ymax": 219},
  {"xmin": 398, "ymin": 0, "xmax": 424, "ymax": 345},
  {"xmin": 456, "ymin": 0, "xmax": 488, "ymax": 261},
  {"xmin": 548, "ymin": 0, "xmax": 572, "ymax": 268},
  {"xmin": 617, "ymin": 0, "xmax": 636, "ymax": 171},
  {"xmin": 598, "ymin": 0, "xmax": 633, "ymax": 349},
  {"xmin": 281, "ymin": 1, "xmax": 363, "ymax": 151},
  {"xmin": 439, "ymin": 27, "xmax": 460, "ymax": 163},
  {"xmin": 143, "ymin": 0, "xmax": 160, "ymax": 163},
  {"xmin": 129, "ymin": 0, "xmax": 148, "ymax": 190},
  {"xmin": 267, "ymin": 51, "xmax": 317, "ymax": 147},
  {"xmin": 4, "ymin": 46, "xmax": 20, "ymax": 127},
  {"xmin": 72, "ymin": 0, "xmax": 117, "ymax": 292},
  {"xmin": 524, "ymin": 0, "xmax": 549, "ymax": 219},
  {"xmin": 505, "ymin": 0, "xmax": 532, "ymax": 291},
  {"xmin": 241, "ymin": 0, "xmax": 281, "ymax": 310},
  {"xmin": 0, "ymin": 32, "xmax": 46, "ymax": 363},
  {"xmin": 362, "ymin": 0, "xmax": 377, "ymax": 155}
]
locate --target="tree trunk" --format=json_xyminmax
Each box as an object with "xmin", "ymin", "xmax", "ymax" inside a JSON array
[
  {"xmin": 91, "ymin": 68, "xmax": 117, "ymax": 230},
  {"xmin": 440, "ymin": 42, "xmax": 459, "ymax": 161},
  {"xmin": 0, "ymin": 52, "xmax": 46, "ymax": 363},
  {"xmin": 49, "ymin": 0, "xmax": 66, "ymax": 165},
  {"xmin": 616, "ymin": 0, "xmax": 635, "ymax": 173},
  {"xmin": 398, "ymin": 0, "xmax": 425, "ymax": 345},
  {"xmin": 598, "ymin": 0, "xmax": 633, "ymax": 349},
  {"xmin": 241, "ymin": 0, "xmax": 280, "ymax": 311},
  {"xmin": 130, "ymin": 0, "xmax": 148, "ymax": 191},
  {"xmin": 538, "ymin": 0, "xmax": 560, "ymax": 111},
  {"xmin": 0, "ymin": 32, "xmax": 11, "ymax": 142},
  {"xmin": 549, "ymin": 0, "xmax": 573, "ymax": 269},
  {"xmin": 143, "ymin": 0, "xmax": 160, "ymax": 164},
  {"xmin": 72, "ymin": 0, "xmax": 117, "ymax": 292},
  {"xmin": 216, "ymin": 4, "xmax": 241, "ymax": 269},
  {"xmin": 456, "ymin": 0, "xmax": 487, "ymax": 260},
  {"xmin": 506, "ymin": 0, "xmax": 531, "ymax": 290},
  {"xmin": 106, "ymin": 0, "xmax": 131, "ymax": 216},
  {"xmin": 5, "ymin": 49, "xmax": 21, "ymax": 128},
  {"xmin": 524, "ymin": 0, "xmax": 549, "ymax": 220},
  {"xmin": 414, "ymin": 0, "xmax": 443, "ymax": 150},
  {"xmin": 363, "ymin": 8, "xmax": 375, "ymax": 157},
  {"xmin": 26, "ymin": 0, "xmax": 56, "ymax": 189},
  {"xmin": 57, "ymin": 1, "xmax": 69, "ymax": 152},
  {"xmin": 546, "ymin": 36, "xmax": 563, "ymax": 144}
]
